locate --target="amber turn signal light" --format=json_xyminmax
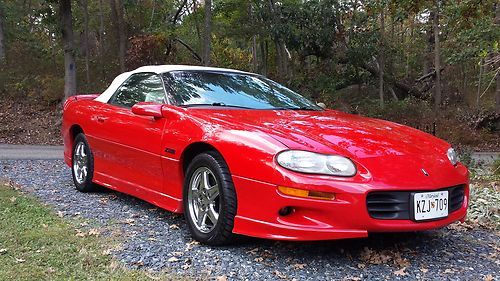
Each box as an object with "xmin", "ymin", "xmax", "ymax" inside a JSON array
[{"xmin": 278, "ymin": 186, "xmax": 335, "ymax": 200}]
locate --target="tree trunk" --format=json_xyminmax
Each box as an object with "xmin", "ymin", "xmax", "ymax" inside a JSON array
[
  {"xmin": 378, "ymin": 9, "xmax": 385, "ymax": 108},
  {"xmin": 116, "ymin": 0, "xmax": 126, "ymax": 72},
  {"xmin": 0, "ymin": 4, "xmax": 6, "ymax": 63},
  {"xmin": 202, "ymin": 0, "xmax": 211, "ymax": 66},
  {"xmin": 424, "ymin": 12, "xmax": 435, "ymax": 76},
  {"xmin": 60, "ymin": 0, "xmax": 77, "ymax": 99},
  {"xmin": 275, "ymin": 39, "xmax": 282, "ymax": 75},
  {"xmin": 495, "ymin": 3, "xmax": 500, "ymax": 114},
  {"xmin": 109, "ymin": 0, "xmax": 126, "ymax": 72},
  {"xmin": 252, "ymin": 35, "xmax": 258, "ymax": 72},
  {"xmin": 477, "ymin": 58, "xmax": 483, "ymax": 109},
  {"xmin": 149, "ymin": 0, "xmax": 155, "ymax": 28},
  {"xmin": 260, "ymin": 39, "xmax": 267, "ymax": 75},
  {"xmin": 433, "ymin": 1, "xmax": 442, "ymax": 111},
  {"xmin": 80, "ymin": 0, "xmax": 90, "ymax": 87},
  {"xmin": 98, "ymin": 0, "xmax": 106, "ymax": 77},
  {"xmin": 192, "ymin": 1, "xmax": 203, "ymax": 49}
]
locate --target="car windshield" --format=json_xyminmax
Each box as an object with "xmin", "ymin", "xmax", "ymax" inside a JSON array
[{"xmin": 162, "ymin": 71, "xmax": 322, "ymax": 110}]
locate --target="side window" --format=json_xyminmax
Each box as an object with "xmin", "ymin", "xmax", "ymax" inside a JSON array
[{"xmin": 109, "ymin": 73, "xmax": 165, "ymax": 108}]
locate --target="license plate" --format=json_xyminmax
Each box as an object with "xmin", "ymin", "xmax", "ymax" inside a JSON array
[{"xmin": 413, "ymin": 191, "xmax": 448, "ymax": 221}]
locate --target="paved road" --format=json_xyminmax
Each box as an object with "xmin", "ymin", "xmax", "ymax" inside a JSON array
[{"xmin": 0, "ymin": 144, "xmax": 63, "ymax": 160}]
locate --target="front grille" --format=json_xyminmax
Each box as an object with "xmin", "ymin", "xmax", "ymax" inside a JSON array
[
  {"xmin": 366, "ymin": 185, "xmax": 465, "ymax": 220},
  {"xmin": 449, "ymin": 185, "xmax": 465, "ymax": 212}
]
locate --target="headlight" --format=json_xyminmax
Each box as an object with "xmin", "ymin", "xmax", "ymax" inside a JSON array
[
  {"xmin": 276, "ymin": 150, "xmax": 357, "ymax": 176},
  {"xmin": 447, "ymin": 147, "xmax": 458, "ymax": 166}
]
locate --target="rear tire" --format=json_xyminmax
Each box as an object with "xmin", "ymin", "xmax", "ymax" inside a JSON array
[
  {"xmin": 183, "ymin": 151, "xmax": 237, "ymax": 245},
  {"xmin": 71, "ymin": 133, "xmax": 97, "ymax": 192}
]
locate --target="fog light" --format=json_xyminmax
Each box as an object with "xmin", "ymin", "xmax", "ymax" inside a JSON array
[
  {"xmin": 278, "ymin": 186, "xmax": 335, "ymax": 200},
  {"xmin": 278, "ymin": 206, "xmax": 294, "ymax": 216}
]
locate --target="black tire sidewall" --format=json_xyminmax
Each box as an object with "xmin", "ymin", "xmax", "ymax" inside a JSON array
[
  {"xmin": 71, "ymin": 134, "xmax": 95, "ymax": 192},
  {"xmin": 183, "ymin": 152, "xmax": 236, "ymax": 245}
]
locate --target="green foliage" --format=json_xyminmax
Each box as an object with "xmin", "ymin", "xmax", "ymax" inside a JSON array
[
  {"xmin": 0, "ymin": 0, "xmax": 499, "ymax": 144},
  {"xmin": 358, "ymin": 96, "xmax": 433, "ymax": 122}
]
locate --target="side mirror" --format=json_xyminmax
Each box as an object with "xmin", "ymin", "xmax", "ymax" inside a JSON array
[
  {"xmin": 132, "ymin": 102, "xmax": 164, "ymax": 119},
  {"xmin": 317, "ymin": 102, "xmax": 327, "ymax": 109}
]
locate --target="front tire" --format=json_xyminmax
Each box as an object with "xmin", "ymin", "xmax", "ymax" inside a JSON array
[
  {"xmin": 71, "ymin": 133, "xmax": 97, "ymax": 192},
  {"xmin": 183, "ymin": 151, "xmax": 237, "ymax": 245}
]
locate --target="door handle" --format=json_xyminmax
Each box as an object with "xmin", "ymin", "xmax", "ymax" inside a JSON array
[{"xmin": 95, "ymin": 116, "xmax": 107, "ymax": 123}]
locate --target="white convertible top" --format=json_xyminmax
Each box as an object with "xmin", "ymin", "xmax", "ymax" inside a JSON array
[{"xmin": 95, "ymin": 65, "xmax": 252, "ymax": 103}]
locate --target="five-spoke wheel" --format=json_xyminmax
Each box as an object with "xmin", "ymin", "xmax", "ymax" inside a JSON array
[
  {"xmin": 73, "ymin": 141, "xmax": 88, "ymax": 184},
  {"xmin": 187, "ymin": 167, "xmax": 221, "ymax": 233},
  {"xmin": 71, "ymin": 133, "xmax": 96, "ymax": 192},
  {"xmin": 183, "ymin": 151, "xmax": 237, "ymax": 245}
]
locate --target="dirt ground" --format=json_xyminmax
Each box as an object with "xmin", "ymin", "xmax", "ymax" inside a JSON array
[{"xmin": 0, "ymin": 100, "xmax": 62, "ymax": 145}]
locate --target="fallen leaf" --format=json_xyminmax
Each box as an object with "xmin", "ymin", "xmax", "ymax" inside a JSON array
[
  {"xmin": 393, "ymin": 252, "xmax": 411, "ymax": 268},
  {"xmin": 167, "ymin": 257, "xmax": 179, "ymax": 262},
  {"xmin": 185, "ymin": 240, "xmax": 199, "ymax": 251},
  {"xmin": 357, "ymin": 263, "xmax": 366, "ymax": 269},
  {"xmin": 343, "ymin": 277, "xmax": 361, "ymax": 281},
  {"xmin": 88, "ymin": 229, "xmax": 100, "ymax": 236},
  {"xmin": 9, "ymin": 197, "xmax": 16, "ymax": 202},
  {"xmin": 293, "ymin": 263, "xmax": 306, "ymax": 270},
  {"xmin": 420, "ymin": 267, "xmax": 429, "ymax": 273},
  {"xmin": 254, "ymin": 257, "xmax": 264, "ymax": 262},
  {"xmin": 247, "ymin": 247, "xmax": 259, "ymax": 255},
  {"xmin": 169, "ymin": 224, "xmax": 180, "ymax": 230},
  {"xmin": 394, "ymin": 267, "xmax": 408, "ymax": 276},
  {"xmin": 133, "ymin": 261, "xmax": 144, "ymax": 266},
  {"xmin": 123, "ymin": 218, "xmax": 135, "ymax": 225},
  {"xmin": 57, "ymin": 211, "xmax": 64, "ymax": 218},
  {"xmin": 360, "ymin": 247, "xmax": 392, "ymax": 265},
  {"xmin": 0, "ymin": 248, "xmax": 7, "ymax": 254},
  {"xmin": 274, "ymin": 270, "xmax": 287, "ymax": 279},
  {"xmin": 46, "ymin": 267, "xmax": 56, "ymax": 274},
  {"xmin": 181, "ymin": 263, "xmax": 191, "ymax": 270},
  {"xmin": 484, "ymin": 275, "xmax": 494, "ymax": 281},
  {"xmin": 15, "ymin": 258, "xmax": 26, "ymax": 263},
  {"xmin": 216, "ymin": 276, "xmax": 228, "ymax": 281},
  {"xmin": 75, "ymin": 230, "xmax": 86, "ymax": 237}
]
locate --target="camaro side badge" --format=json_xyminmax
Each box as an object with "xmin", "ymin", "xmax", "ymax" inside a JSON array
[{"xmin": 421, "ymin": 168, "xmax": 429, "ymax": 176}]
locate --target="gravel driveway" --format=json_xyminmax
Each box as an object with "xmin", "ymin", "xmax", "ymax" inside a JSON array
[{"xmin": 1, "ymin": 159, "xmax": 498, "ymax": 281}]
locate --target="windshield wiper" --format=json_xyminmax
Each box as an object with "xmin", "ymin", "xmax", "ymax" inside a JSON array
[
  {"xmin": 271, "ymin": 106, "xmax": 320, "ymax": 111},
  {"xmin": 181, "ymin": 103, "xmax": 252, "ymax": 109}
]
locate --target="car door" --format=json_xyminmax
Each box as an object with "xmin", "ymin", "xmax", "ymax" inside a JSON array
[{"xmin": 90, "ymin": 73, "xmax": 167, "ymax": 193}]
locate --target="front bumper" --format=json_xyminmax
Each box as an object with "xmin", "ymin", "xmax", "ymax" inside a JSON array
[{"xmin": 231, "ymin": 175, "xmax": 469, "ymax": 241}]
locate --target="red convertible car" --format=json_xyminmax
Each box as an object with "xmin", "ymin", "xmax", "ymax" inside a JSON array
[{"xmin": 62, "ymin": 65, "xmax": 469, "ymax": 245}]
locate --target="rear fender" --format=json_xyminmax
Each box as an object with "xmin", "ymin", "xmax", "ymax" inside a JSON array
[{"xmin": 63, "ymin": 94, "xmax": 100, "ymax": 110}]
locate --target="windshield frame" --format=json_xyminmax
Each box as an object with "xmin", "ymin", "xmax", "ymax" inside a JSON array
[{"xmin": 161, "ymin": 70, "xmax": 323, "ymax": 111}]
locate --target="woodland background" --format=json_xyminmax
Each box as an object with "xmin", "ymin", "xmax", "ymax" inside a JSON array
[{"xmin": 0, "ymin": 0, "xmax": 499, "ymax": 149}]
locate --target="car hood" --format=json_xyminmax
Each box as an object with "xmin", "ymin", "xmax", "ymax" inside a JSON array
[
  {"xmin": 188, "ymin": 108, "xmax": 449, "ymax": 156},
  {"xmin": 186, "ymin": 108, "xmax": 456, "ymax": 185}
]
